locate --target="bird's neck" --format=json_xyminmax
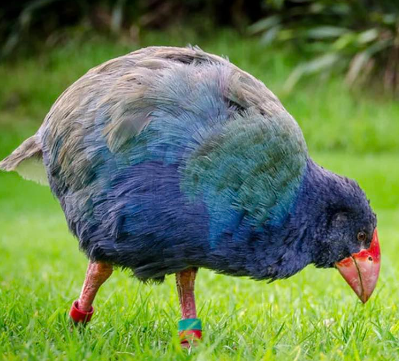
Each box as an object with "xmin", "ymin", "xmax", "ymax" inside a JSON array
[{"xmin": 241, "ymin": 158, "xmax": 334, "ymax": 280}]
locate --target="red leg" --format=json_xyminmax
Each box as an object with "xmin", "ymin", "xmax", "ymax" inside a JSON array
[
  {"xmin": 176, "ymin": 268, "xmax": 202, "ymax": 346},
  {"xmin": 69, "ymin": 261, "xmax": 113, "ymax": 324}
]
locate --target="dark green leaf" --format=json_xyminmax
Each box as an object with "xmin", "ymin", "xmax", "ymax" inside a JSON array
[
  {"xmin": 248, "ymin": 16, "xmax": 281, "ymax": 35},
  {"xmin": 260, "ymin": 25, "xmax": 282, "ymax": 45},
  {"xmin": 306, "ymin": 26, "xmax": 349, "ymax": 40},
  {"xmin": 284, "ymin": 53, "xmax": 340, "ymax": 92}
]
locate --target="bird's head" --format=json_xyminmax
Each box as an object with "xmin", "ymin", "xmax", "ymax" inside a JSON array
[{"xmin": 308, "ymin": 167, "xmax": 380, "ymax": 303}]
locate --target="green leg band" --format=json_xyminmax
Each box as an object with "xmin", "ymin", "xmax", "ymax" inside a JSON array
[{"xmin": 178, "ymin": 318, "xmax": 202, "ymax": 331}]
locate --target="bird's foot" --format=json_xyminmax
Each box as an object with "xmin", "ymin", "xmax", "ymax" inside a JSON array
[
  {"xmin": 178, "ymin": 318, "xmax": 202, "ymax": 347},
  {"xmin": 69, "ymin": 300, "xmax": 94, "ymax": 325}
]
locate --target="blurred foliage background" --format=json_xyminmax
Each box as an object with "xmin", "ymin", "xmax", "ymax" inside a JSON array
[
  {"xmin": 1, "ymin": 0, "xmax": 398, "ymax": 93},
  {"xmin": 0, "ymin": 0, "xmax": 398, "ymax": 156}
]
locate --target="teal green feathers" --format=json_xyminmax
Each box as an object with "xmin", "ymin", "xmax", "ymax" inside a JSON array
[{"xmin": 184, "ymin": 109, "xmax": 307, "ymax": 226}]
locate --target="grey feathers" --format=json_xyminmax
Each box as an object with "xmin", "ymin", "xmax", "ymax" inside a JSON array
[{"xmin": 0, "ymin": 135, "xmax": 47, "ymax": 185}]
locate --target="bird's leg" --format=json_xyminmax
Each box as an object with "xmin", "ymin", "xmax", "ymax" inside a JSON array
[
  {"xmin": 176, "ymin": 268, "xmax": 202, "ymax": 346},
  {"xmin": 69, "ymin": 261, "xmax": 113, "ymax": 324}
]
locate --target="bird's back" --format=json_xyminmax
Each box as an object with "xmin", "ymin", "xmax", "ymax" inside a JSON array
[{"xmin": 41, "ymin": 46, "xmax": 293, "ymax": 190}]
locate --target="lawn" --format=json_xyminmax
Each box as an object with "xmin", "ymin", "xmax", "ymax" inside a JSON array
[{"xmin": 0, "ymin": 31, "xmax": 398, "ymax": 360}]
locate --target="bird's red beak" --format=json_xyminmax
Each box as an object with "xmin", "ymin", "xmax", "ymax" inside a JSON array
[{"xmin": 335, "ymin": 229, "xmax": 380, "ymax": 303}]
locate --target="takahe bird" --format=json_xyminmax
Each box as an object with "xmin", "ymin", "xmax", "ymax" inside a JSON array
[{"xmin": 0, "ymin": 46, "xmax": 380, "ymax": 345}]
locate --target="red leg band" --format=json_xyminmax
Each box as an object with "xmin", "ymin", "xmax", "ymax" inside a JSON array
[
  {"xmin": 69, "ymin": 300, "xmax": 94, "ymax": 324},
  {"xmin": 179, "ymin": 329, "xmax": 202, "ymax": 345}
]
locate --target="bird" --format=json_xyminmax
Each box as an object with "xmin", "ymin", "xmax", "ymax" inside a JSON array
[{"xmin": 0, "ymin": 46, "xmax": 380, "ymax": 346}]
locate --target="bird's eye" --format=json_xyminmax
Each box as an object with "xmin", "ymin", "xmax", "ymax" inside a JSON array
[{"xmin": 357, "ymin": 231, "xmax": 367, "ymax": 242}]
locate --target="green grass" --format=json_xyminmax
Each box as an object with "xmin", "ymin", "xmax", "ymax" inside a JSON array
[{"xmin": 1, "ymin": 30, "xmax": 399, "ymax": 360}]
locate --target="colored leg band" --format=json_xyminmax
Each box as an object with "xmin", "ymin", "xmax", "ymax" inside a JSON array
[
  {"xmin": 69, "ymin": 300, "xmax": 94, "ymax": 324},
  {"xmin": 178, "ymin": 318, "xmax": 202, "ymax": 331}
]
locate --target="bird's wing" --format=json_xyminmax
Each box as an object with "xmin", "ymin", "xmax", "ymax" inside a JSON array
[{"xmin": 181, "ymin": 63, "xmax": 308, "ymax": 229}]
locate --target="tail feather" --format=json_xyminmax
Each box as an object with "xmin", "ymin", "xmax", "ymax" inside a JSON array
[{"xmin": 0, "ymin": 135, "xmax": 48, "ymax": 185}]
